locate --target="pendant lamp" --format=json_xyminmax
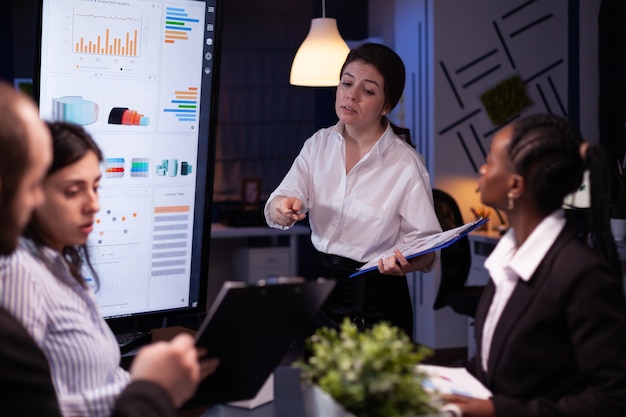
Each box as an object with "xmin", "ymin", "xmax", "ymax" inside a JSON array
[{"xmin": 289, "ymin": 1, "xmax": 350, "ymax": 87}]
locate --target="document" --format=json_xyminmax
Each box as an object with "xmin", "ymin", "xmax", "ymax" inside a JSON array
[
  {"xmin": 349, "ymin": 217, "xmax": 489, "ymax": 278},
  {"xmin": 417, "ymin": 364, "xmax": 492, "ymax": 399}
]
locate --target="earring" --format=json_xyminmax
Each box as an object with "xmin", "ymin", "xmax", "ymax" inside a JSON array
[{"xmin": 507, "ymin": 191, "xmax": 515, "ymax": 210}]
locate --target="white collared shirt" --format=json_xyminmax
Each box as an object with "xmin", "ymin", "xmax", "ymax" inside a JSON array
[
  {"xmin": 264, "ymin": 121, "xmax": 442, "ymax": 263},
  {"xmin": 480, "ymin": 210, "xmax": 566, "ymax": 371}
]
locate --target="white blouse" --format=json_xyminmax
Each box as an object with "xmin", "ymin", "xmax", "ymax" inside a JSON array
[
  {"xmin": 265, "ymin": 121, "xmax": 442, "ymax": 263},
  {"xmin": 481, "ymin": 210, "xmax": 566, "ymax": 371}
]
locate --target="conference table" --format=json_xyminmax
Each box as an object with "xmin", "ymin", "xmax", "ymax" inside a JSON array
[
  {"xmin": 190, "ymin": 366, "xmax": 449, "ymax": 417},
  {"xmin": 151, "ymin": 315, "xmax": 358, "ymax": 417},
  {"xmin": 152, "ymin": 324, "xmax": 449, "ymax": 417},
  {"xmin": 194, "ymin": 367, "xmax": 312, "ymax": 417}
]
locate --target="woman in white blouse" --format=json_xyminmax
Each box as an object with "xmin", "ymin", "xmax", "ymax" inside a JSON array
[{"xmin": 265, "ymin": 43, "xmax": 441, "ymax": 336}]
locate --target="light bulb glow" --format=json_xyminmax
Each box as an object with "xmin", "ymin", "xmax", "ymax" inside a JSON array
[{"xmin": 289, "ymin": 18, "xmax": 350, "ymax": 87}]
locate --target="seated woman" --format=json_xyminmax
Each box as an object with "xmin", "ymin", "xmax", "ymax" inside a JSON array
[
  {"xmin": 0, "ymin": 121, "xmax": 207, "ymax": 417},
  {"xmin": 447, "ymin": 114, "xmax": 626, "ymax": 417}
]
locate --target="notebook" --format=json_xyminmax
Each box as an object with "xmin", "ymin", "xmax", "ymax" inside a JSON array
[{"xmin": 182, "ymin": 277, "xmax": 335, "ymax": 408}]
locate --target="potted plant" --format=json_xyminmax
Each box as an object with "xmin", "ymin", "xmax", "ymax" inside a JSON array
[
  {"xmin": 610, "ymin": 155, "xmax": 626, "ymax": 241},
  {"xmin": 294, "ymin": 319, "xmax": 438, "ymax": 417}
]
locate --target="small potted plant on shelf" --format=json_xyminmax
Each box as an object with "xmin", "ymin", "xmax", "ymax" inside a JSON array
[{"xmin": 295, "ymin": 318, "xmax": 438, "ymax": 417}]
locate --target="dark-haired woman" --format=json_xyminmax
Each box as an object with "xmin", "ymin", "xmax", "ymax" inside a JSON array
[
  {"xmin": 264, "ymin": 43, "xmax": 441, "ymax": 336},
  {"xmin": 447, "ymin": 114, "xmax": 626, "ymax": 417},
  {"xmin": 0, "ymin": 122, "xmax": 129, "ymax": 417}
]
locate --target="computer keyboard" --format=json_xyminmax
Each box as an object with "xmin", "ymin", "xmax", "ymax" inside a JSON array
[{"xmin": 116, "ymin": 331, "xmax": 152, "ymax": 354}]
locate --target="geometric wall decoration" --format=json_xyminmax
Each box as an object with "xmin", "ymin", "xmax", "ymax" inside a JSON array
[
  {"xmin": 434, "ymin": 0, "xmax": 568, "ymax": 174},
  {"xmin": 480, "ymin": 75, "xmax": 532, "ymax": 125}
]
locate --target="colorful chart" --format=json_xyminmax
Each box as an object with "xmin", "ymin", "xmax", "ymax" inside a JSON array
[
  {"xmin": 164, "ymin": 6, "xmax": 200, "ymax": 44},
  {"xmin": 163, "ymin": 87, "xmax": 198, "ymax": 122},
  {"xmin": 73, "ymin": 11, "xmax": 142, "ymax": 56}
]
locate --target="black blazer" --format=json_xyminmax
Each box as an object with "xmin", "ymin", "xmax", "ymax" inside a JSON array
[
  {"xmin": 0, "ymin": 308, "xmax": 175, "ymax": 417},
  {"xmin": 467, "ymin": 228, "xmax": 626, "ymax": 417},
  {"xmin": 0, "ymin": 308, "xmax": 62, "ymax": 417}
]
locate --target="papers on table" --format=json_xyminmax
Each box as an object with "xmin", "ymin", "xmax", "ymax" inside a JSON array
[{"xmin": 417, "ymin": 364, "xmax": 492, "ymax": 400}]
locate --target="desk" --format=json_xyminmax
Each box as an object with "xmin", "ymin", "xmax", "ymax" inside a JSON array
[
  {"xmin": 206, "ymin": 223, "xmax": 312, "ymax": 312},
  {"xmin": 195, "ymin": 367, "xmax": 303, "ymax": 417},
  {"xmin": 465, "ymin": 230, "xmax": 499, "ymax": 358},
  {"xmin": 467, "ymin": 230, "xmax": 500, "ymax": 287},
  {"xmin": 210, "ymin": 223, "xmax": 310, "ymax": 277},
  {"xmin": 469, "ymin": 230, "xmax": 626, "ymax": 286}
]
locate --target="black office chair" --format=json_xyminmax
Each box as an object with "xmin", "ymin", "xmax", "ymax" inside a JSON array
[{"xmin": 432, "ymin": 189, "xmax": 484, "ymax": 318}]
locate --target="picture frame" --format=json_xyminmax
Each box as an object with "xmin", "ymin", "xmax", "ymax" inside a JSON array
[{"xmin": 242, "ymin": 177, "xmax": 262, "ymax": 206}]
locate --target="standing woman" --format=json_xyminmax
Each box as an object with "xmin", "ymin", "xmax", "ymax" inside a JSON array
[
  {"xmin": 0, "ymin": 121, "xmax": 128, "ymax": 417},
  {"xmin": 265, "ymin": 43, "xmax": 441, "ymax": 336},
  {"xmin": 448, "ymin": 114, "xmax": 626, "ymax": 417}
]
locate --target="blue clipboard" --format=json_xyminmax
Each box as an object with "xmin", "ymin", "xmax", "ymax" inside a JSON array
[{"xmin": 349, "ymin": 217, "xmax": 489, "ymax": 278}]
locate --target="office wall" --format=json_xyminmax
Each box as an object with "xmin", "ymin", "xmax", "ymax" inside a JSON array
[
  {"xmin": 213, "ymin": 0, "xmax": 317, "ymax": 202},
  {"xmin": 433, "ymin": 0, "xmax": 572, "ymax": 223},
  {"xmin": 371, "ymin": 0, "xmax": 600, "ymax": 225}
]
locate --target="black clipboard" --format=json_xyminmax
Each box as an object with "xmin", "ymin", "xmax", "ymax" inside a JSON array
[
  {"xmin": 183, "ymin": 277, "xmax": 335, "ymax": 408},
  {"xmin": 350, "ymin": 217, "xmax": 489, "ymax": 278}
]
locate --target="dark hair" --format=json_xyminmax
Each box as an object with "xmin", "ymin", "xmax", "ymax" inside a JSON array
[
  {"xmin": 0, "ymin": 82, "xmax": 34, "ymax": 255},
  {"xmin": 24, "ymin": 121, "xmax": 104, "ymax": 288},
  {"xmin": 340, "ymin": 43, "xmax": 412, "ymax": 145},
  {"xmin": 508, "ymin": 113, "xmax": 621, "ymax": 277}
]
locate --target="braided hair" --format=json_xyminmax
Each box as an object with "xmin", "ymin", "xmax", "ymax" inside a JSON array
[{"xmin": 508, "ymin": 114, "xmax": 621, "ymax": 277}]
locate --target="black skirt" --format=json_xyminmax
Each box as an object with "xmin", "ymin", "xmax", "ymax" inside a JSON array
[{"xmin": 311, "ymin": 251, "xmax": 414, "ymax": 338}]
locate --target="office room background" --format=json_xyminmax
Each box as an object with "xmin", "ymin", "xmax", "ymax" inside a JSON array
[{"xmin": 2, "ymin": 0, "xmax": 625, "ymax": 348}]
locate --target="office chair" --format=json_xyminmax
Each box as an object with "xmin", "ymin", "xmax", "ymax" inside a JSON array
[{"xmin": 432, "ymin": 189, "xmax": 484, "ymax": 318}]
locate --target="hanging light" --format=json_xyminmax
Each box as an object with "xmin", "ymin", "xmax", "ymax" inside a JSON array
[{"xmin": 289, "ymin": 0, "xmax": 350, "ymax": 87}]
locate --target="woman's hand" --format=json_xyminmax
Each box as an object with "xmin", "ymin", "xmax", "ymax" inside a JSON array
[
  {"xmin": 270, "ymin": 196, "xmax": 307, "ymax": 227},
  {"xmin": 378, "ymin": 248, "xmax": 410, "ymax": 276},
  {"xmin": 130, "ymin": 333, "xmax": 219, "ymax": 407},
  {"xmin": 377, "ymin": 249, "xmax": 435, "ymax": 276},
  {"xmin": 444, "ymin": 394, "xmax": 495, "ymax": 417}
]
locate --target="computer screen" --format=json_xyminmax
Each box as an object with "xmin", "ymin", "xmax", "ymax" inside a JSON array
[{"xmin": 34, "ymin": 0, "xmax": 221, "ymax": 328}]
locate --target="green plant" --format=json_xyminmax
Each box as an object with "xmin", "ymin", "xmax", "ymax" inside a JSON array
[
  {"xmin": 480, "ymin": 75, "xmax": 531, "ymax": 125},
  {"xmin": 612, "ymin": 155, "xmax": 626, "ymax": 219},
  {"xmin": 295, "ymin": 319, "xmax": 435, "ymax": 417}
]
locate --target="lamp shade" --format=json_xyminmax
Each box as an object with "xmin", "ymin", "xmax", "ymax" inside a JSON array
[{"xmin": 289, "ymin": 18, "xmax": 350, "ymax": 87}]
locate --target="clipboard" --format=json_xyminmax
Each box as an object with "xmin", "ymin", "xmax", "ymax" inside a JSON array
[
  {"xmin": 183, "ymin": 277, "xmax": 335, "ymax": 408},
  {"xmin": 350, "ymin": 217, "xmax": 489, "ymax": 278}
]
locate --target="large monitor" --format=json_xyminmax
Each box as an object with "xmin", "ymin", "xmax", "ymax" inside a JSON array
[{"xmin": 34, "ymin": 0, "xmax": 222, "ymax": 332}]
